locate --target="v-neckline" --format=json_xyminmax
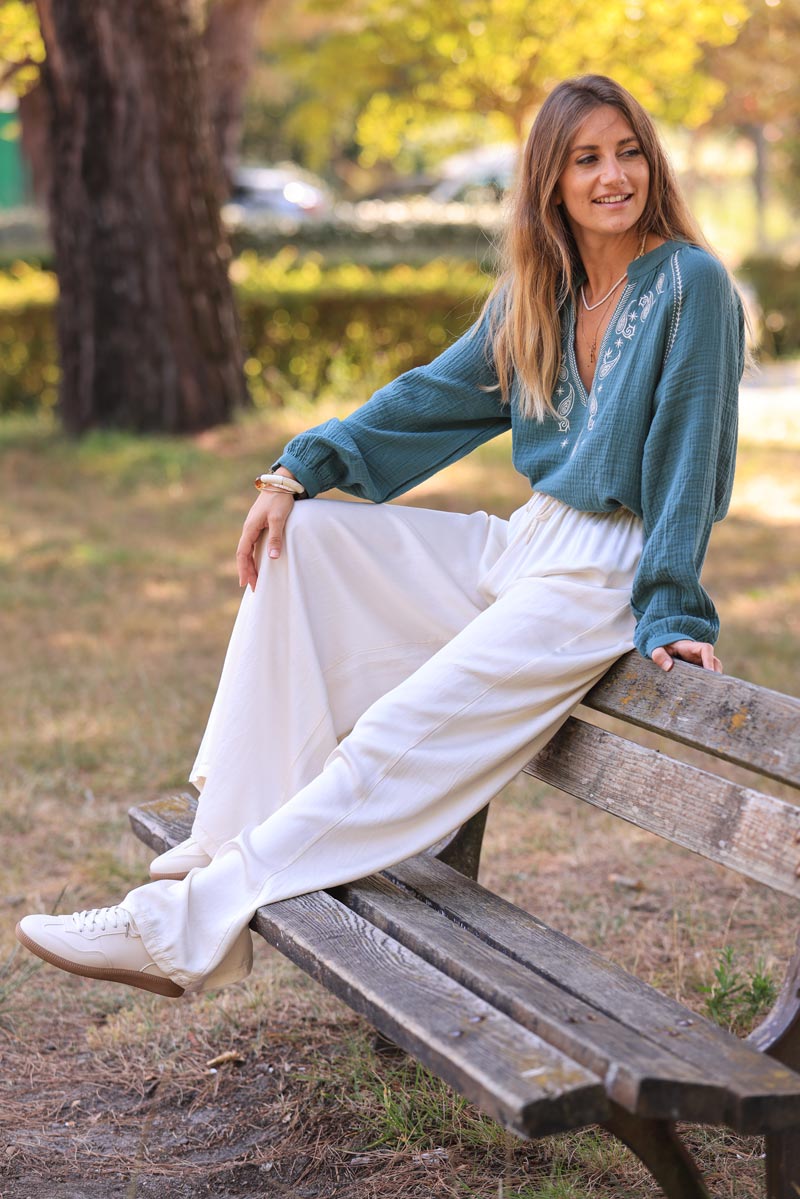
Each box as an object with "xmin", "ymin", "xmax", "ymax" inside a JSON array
[{"xmin": 569, "ymin": 282, "xmax": 633, "ymax": 404}]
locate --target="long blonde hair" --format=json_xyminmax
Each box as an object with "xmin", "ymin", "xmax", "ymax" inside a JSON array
[{"xmin": 485, "ymin": 75, "xmax": 708, "ymax": 420}]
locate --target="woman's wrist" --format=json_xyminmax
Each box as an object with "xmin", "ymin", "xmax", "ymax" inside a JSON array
[{"xmin": 255, "ymin": 472, "xmax": 306, "ymax": 497}]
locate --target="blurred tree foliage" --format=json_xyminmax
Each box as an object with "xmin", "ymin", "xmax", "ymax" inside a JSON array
[
  {"xmin": 701, "ymin": 0, "xmax": 800, "ymax": 236},
  {"xmin": 704, "ymin": 0, "xmax": 798, "ymax": 129},
  {"xmin": 272, "ymin": 0, "xmax": 749, "ymax": 180},
  {"xmin": 0, "ymin": 0, "xmax": 44, "ymax": 95}
]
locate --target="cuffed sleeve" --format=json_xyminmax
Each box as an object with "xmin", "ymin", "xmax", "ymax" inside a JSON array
[
  {"xmin": 277, "ymin": 308, "xmax": 510, "ymax": 502},
  {"xmin": 632, "ymin": 253, "xmax": 744, "ymax": 658}
]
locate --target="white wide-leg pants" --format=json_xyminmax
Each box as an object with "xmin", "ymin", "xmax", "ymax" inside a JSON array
[{"xmin": 124, "ymin": 494, "xmax": 644, "ymax": 991}]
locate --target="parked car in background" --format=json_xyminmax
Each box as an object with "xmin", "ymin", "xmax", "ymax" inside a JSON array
[
  {"xmin": 223, "ymin": 164, "xmax": 333, "ymax": 225},
  {"xmin": 425, "ymin": 144, "xmax": 518, "ymax": 205}
]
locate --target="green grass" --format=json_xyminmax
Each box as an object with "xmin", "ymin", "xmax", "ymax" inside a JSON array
[
  {"xmin": 0, "ymin": 944, "xmax": 41, "ymax": 1030},
  {"xmin": 700, "ymin": 946, "xmax": 778, "ymax": 1034},
  {"xmin": 1, "ymin": 390, "xmax": 798, "ymax": 1197}
]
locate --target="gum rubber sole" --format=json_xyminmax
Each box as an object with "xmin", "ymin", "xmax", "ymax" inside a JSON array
[{"xmin": 14, "ymin": 922, "xmax": 184, "ymax": 998}]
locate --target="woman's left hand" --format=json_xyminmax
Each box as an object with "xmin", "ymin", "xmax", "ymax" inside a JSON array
[{"xmin": 651, "ymin": 640, "xmax": 722, "ymax": 673}]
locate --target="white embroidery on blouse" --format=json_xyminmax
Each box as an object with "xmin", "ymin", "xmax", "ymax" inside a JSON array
[
  {"xmin": 585, "ymin": 273, "xmax": 668, "ymax": 427},
  {"xmin": 554, "ymin": 360, "xmax": 581, "ymax": 433},
  {"xmin": 558, "ymin": 265, "xmax": 669, "ymax": 432},
  {"xmin": 664, "ymin": 253, "xmax": 683, "ymax": 362}
]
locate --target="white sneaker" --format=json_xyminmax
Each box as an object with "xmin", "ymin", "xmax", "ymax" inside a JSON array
[
  {"xmin": 149, "ymin": 837, "xmax": 212, "ymax": 881},
  {"xmin": 16, "ymin": 906, "xmax": 184, "ymax": 997}
]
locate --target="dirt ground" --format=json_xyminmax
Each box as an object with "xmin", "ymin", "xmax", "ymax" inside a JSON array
[
  {"xmin": 2, "ymin": 779, "xmax": 791, "ymax": 1199},
  {"xmin": 2, "ymin": 369, "xmax": 799, "ymax": 1198}
]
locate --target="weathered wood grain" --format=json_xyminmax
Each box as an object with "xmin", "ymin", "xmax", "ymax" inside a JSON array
[
  {"xmin": 525, "ymin": 717, "xmax": 800, "ymax": 898},
  {"xmin": 251, "ymin": 889, "xmax": 607, "ymax": 1138},
  {"xmin": 384, "ymin": 856, "xmax": 800, "ymax": 1135},
  {"xmin": 129, "ymin": 792, "xmax": 195, "ymax": 856},
  {"xmin": 339, "ymin": 873, "xmax": 728, "ymax": 1123},
  {"xmin": 584, "ymin": 653, "xmax": 800, "ymax": 787},
  {"xmin": 129, "ymin": 798, "xmax": 800, "ymax": 1135}
]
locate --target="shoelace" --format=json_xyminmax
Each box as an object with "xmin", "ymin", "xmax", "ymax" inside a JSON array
[{"xmin": 70, "ymin": 906, "xmax": 134, "ymax": 936}]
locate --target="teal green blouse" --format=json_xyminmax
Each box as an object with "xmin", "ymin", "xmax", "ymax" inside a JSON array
[{"xmin": 278, "ymin": 240, "xmax": 744, "ymax": 659}]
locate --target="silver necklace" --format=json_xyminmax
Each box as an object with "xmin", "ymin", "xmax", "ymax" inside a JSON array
[
  {"xmin": 580, "ymin": 272, "xmax": 626, "ymax": 312},
  {"xmin": 580, "ymin": 233, "xmax": 649, "ymax": 312},
  {"xmin": 579, "ymin": 286, "xmax": 619, "ymax": 365}
]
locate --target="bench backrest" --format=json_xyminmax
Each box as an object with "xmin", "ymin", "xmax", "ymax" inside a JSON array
[
  {"xmin": 522, "ymin": 651, "xmax": 800, "ymax": 1062},
  {"xmin": 525, "ymin": 651, "xmax": 800, "ymax": 899}
]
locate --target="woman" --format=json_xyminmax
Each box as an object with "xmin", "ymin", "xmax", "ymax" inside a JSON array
[{"xmin": 16, "ymin": 75, "xmax": 744, "ymax": 997}]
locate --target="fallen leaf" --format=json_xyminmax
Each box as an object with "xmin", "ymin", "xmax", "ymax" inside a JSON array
[
  {"xmin": 608, "ymin": 873, "xmax": 645, "ymax": 892},
  {"xmin": 205, "ymin": 1050, "xmax": 245, "ymax": 1068}
]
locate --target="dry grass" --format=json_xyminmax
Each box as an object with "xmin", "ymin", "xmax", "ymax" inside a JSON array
[{"xmin": 1, "ymin": 368, "xmax": 799, "ymax": 1197}]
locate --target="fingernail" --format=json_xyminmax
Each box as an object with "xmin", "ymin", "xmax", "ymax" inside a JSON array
[{"xmin": 269, "ymin": 548, "xmax": 279, "ymax": 559}]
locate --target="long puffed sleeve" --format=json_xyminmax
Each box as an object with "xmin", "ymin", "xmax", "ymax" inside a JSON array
[
  {"xmin": 632, "ymin": 251, "xmax": 744, "ymax": 658},
  {"xmin": 276, "ymin": 308, "xmax": 511, "ymax": 502}
]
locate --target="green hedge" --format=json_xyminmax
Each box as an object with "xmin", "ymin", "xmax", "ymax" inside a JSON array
[
  {"xmin": 232, "ymin": 251, "xmax": 490, "ymax": 407},
  {"xmin": 0, "ymin": 253, "xmax": 491, "ymax": 415},
  {"xmin": 10, "ymin": 248, "xmax": 794, "ymax": 418},
  {"xmin": 228, "ymin": 210, "xmax": 503, "ymax": 270},
  {"xmin": 0, "ymin": 262, "xmax": 59, "ymax": 414},
  {"xmin": 738, "ymin": 255, "xmax": 800, "ymax": 358}
]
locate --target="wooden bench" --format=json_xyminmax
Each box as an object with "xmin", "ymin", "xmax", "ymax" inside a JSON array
[{"xmin": 129, "ymin": 651, "xmax": 800, "ymax": 1198}]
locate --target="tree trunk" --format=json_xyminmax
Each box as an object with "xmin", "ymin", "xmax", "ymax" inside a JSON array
[
  {"xmin": 18, "ymin": 83, "xmax": 51, "ymax": 205},
  {"xmin": 204, "ymin": 0, "xmax": 268, "ymax": 189},
  {"xmin": 34, "ymin": 0, "xmax": 246, "ymax": 434},
  {"xmin": 747, "ymin": 122, "xmax": 769, "ymax": 253}
]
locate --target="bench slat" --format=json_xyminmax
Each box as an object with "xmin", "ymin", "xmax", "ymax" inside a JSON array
[
  {"xmin": 384, "ymin": 856, "xmax": 800, "ymax": 1135},
  {"xmin": 129, "ymin": 792, "xmax": 194, "ymax": 855},
  {"xmin": 584, "ymin": 653, "xmax": 800, "ymax": 787},
  {"xmin": 527, "ymin": 717, "xmax": 800, "ymax": 897},
  {"xmin": 339, "ymin": 874, "xmax": 727, "ymax": 1124},
  {"xmin": 251, "ymin": 891, "xmax": 608, "ymax": 1138},
  {"xmin": 129, "ymin": 798, "xmax": 800, "ymax": 1135},
  {"xmin": 131, "ymin": 797, "xmax": 606, "ymax": 1136}
]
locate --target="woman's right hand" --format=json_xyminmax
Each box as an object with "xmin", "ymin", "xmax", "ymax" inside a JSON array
[{"xmin": 236, "ymin": 487, "xmax": 296, "ymax": 590}]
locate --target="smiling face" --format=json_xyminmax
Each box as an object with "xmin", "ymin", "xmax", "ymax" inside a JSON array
[{"xmin": 554, "ymin": 104, "xmax": 650, "ymax": 247}]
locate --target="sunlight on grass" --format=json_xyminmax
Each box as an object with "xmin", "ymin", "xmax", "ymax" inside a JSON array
[
  {"xmin": 1, "ymin": 367, "xmax": 797, "ymax": 1199},
  {"xmin": 1, "ymin": 382, "xmax": 798, "ymax": 943},
  {"xmin": 734, "ymin": 371, "xmax": 800, "ymax": 524}
]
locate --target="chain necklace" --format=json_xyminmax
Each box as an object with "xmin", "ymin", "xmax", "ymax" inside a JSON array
[
  {"xmin": 578, "ymin": 286, "xmax": 620, "ymax": 365},
  {"xmin": 580, "ymin": 272, "xmax": 627, "ymax": 312},
  {"xmin": 578, "ymin": 234, "xmax": 648, "ymax": 365}
]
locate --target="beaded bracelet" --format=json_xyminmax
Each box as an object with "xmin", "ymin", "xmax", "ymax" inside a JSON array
[{"xmin": 254, "ymin": 472, "xmax": 306, "ymax": 496}]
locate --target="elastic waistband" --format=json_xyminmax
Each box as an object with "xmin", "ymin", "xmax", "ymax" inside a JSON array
[
  {"xmin": 526, "ymin": 491, "xmax": 637, "ymax": 522},
  {"xmin": 516, "ymin": 492, "xmax": 640, "ymax": 545},
  {"xmin": 526, "ymin": 492, "xmax": 559, "ymax": 522}
]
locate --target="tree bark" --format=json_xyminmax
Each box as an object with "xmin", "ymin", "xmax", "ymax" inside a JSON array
[
  {"xmin": 204, "ymin": 0, "xmax": 268, "ymax": 189},
  {"xmin": 17, "ymin": 83, "xmax": 51, "ymax": 204},
  {"xmin": 34, "ymin": 0, "xmax": 246, "ymax": 434}
]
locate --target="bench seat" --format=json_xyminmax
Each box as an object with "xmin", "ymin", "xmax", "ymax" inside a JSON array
[
  {"xmin": 130, "ymin": 794, "xmax": 800, "ymax": 1138},
  {"xmin": 129, "ymin": 652, "xmax": 800, "ymax": 1198}
]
